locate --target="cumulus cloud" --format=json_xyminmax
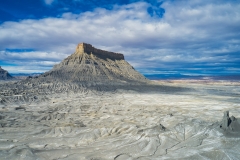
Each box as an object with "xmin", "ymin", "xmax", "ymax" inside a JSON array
[
  {"xmin": 0, "ymin": 1, "xmax": 240, "ymax": 74},
  {"xmin": 0, "ymin": 51, "xmax": 67, "ymax": 61},
  {"xmin": 0, "ymin": 50, "xmax": 69, "ymax": 73}
]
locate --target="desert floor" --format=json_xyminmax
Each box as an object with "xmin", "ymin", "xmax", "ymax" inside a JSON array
[{"xmin": 0, "ymin": 80, "xmax": 240, "ymax": 160}]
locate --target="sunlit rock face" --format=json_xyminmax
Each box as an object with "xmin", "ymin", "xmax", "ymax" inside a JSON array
[
  {"xmin": 0, "ymin": 66, "xmax": 13, "ymax": 80},
  {"xmin": 75, "ymin": 43, "xmax": 124, "ymax": 60}
]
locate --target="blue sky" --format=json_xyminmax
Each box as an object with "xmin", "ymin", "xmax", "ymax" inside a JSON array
[{"xmin": 0, "ymin": 0, "xmax": 240, "ymax": 76}]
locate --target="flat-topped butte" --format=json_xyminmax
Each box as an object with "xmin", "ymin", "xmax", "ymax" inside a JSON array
[{"xmin": 75, "ymin": 43, "xmax": 124, "ymax": 61}]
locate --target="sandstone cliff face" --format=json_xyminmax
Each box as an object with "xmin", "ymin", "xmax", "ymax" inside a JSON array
[
  {"xmin": 0, "ymin": 66, "xmax": 13, "ymax": 80},
  {"xmin": 41, "ymin": 43, "xmax": 148, "ymax": 84},
  {"xmin": 75, "ymin": 43, "xmax": 124, "ymax": 61}
]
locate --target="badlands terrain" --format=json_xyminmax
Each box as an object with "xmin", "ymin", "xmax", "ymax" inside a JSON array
[{"xmin": 0, "ymin": 43, "xmax": 240, "ymax": 160}]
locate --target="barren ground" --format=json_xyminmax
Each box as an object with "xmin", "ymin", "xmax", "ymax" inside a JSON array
[{"xmin": 0, "ymin": 80, "xmax": 240, "ymax": 160}]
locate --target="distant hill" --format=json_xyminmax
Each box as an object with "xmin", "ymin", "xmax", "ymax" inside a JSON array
[
  {"xmin": 11, "ymin": 73, "xmax": 42, "ymax": 77},
  {"xmin": 145, "ymin": 73, "xmax": 240, "ymax": 81},
  {"xmin": 11, "ymin": 73, "xmax": 42, "ymax": 80},
  {"xmin": 0, "ymin": 66, "xmax": 14, "ymax": 80}
]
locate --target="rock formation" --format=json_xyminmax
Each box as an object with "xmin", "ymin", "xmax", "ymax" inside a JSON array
[
  {"xmin": 220, "ymin": 111, "xmax": 240, "ymax": 132},
  {"xmin": 40, "ymin": 43, "xmax": 148, "ymax": 84},
  {"xmin": 75, "ymin": 43, "xmax": 124, "ymax": 60},
  {"xmin": 0, "ymin": 43, "xmax": 151, "ymax": 103},
  {"xmin": 0, "ymin": 66, "xmax": 13, "ymax": 80}
]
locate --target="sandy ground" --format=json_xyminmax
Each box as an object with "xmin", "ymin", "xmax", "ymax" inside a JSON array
[{"xmin": 0, "ymin": 80, "xmax": 240, "ymax": 160}]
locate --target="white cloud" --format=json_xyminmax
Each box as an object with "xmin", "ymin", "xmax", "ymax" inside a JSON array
[
  {"xmin": 3, "ymin": 66, "xmax": 51, "ymax": 74},
  {"xmin": 44, "ymin": 0, "xmax": 56, "ymax": 5},
  {"xmin": 0, "ymin": 51, "xmax": 67, "ymax": 61},
  {"xmin": 0, "ymin": 1, "xmax": 240, "ymax": 73},
  {"xmin": 0, "ymin": 51, "xmax": 66, "ymax": 73}
]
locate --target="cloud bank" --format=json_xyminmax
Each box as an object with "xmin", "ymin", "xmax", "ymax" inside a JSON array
[{"xmin": 0, "ymin": 0, "xmax": 240, "ymax": 75}]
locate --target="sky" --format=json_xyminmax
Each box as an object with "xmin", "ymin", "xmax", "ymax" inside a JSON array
[{"xmin": 0, "ymin": 0, "xmax": 240, "ymax": 76}]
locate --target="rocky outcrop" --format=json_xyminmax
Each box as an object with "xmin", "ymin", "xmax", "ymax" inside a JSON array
[
  {"xmin": 41, "ymin": 43, "xmax": 148, "ymax": 84},
  {"xmin": 0, "ymin": 66, "xmax": 13, "ymax": 80},
  {"xmin": 76, "ymin": 43, "xmax": 124, "ymax": 61},
  {"xmin": 220, "ymin": 111, "xmax": 240, "ymax": 132}
]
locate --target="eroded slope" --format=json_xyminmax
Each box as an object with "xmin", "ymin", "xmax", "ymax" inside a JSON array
[{"xmin": 0, "ymin": 82, "xmax": 240, "ymax": 160}]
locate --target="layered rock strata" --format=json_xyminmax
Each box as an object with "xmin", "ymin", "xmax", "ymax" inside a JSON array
[
  {"xmin": 75, "ymin": 43, "xmax": 124, "ymax": 60},
  {"xmin": 41, "ymin": 43, "xmax": 148, "ymax": 84}
]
